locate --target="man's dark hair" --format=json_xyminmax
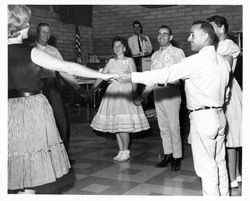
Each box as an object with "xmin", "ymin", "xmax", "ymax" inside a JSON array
[
  {"xmin": 192, "ymin": 20, "xmax": 218, "ymax": 46},
  {"xmin": 207, "ymin": 15, "xmax": 229, "ymax": 33},
  {"xmin": 159, "ymin": 25, "xmax": 173, "ymax": 35},
  {"xmin": 132, "ymin": 20, "xmax": 142, "ymax": 27},
  {"xmin": 132, "ymin": 20, "xmax": 143, "ymax": 34},
  {"xmin": 36, "ymin": 22, "xmax": 50, "ymax": 34}
]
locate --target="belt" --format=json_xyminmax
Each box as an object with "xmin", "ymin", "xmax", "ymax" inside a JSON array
[
  {"xmin": 188, "ymin": 106, "xmax": 222, "ymax": 113},
  {"xmin": 8, "ymin": 90, "xmax": 41, "ymax": 99},
  {"xmin": 157, "ymin": 84, "xmax": 165, "ymax": 87},
  {"xmin": 157, "ymin": 83, "xmax": 179, "ymax": 88}
]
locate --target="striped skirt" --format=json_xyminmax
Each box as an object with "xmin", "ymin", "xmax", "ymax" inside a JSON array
[{"xmin": 8, "ymin": 94, "xmax": 70, "ymax": 190}]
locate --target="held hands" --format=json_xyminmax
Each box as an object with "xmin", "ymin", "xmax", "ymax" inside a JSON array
[
  {"xmin": 101, "ymin": 73, "xmax": 117, "ymax": 81},
  {"xmin": 116, "ymin": 73, "xmax": 132, "ymax": 84},
  {"xmin": 99, "ymin": 72, "xmax": 132, "ymax": 84}
]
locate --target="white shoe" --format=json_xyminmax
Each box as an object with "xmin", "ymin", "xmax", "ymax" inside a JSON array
[
  {"xmin": 113, "ymin": 151, "xmax": 123, "ymax": 161},
  {"xmin": 236, "ymin": 176, "xmax": 242, "ymax": 183},
  {"xmin": 230, "ymin": 180, "xmax": 239, "ymax": 188},
  {"xmin": 117, "ymin": 150, "xmax": 130, "ymax": 162}
]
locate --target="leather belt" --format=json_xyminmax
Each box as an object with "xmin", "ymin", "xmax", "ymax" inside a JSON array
[
  {"xmin": 8, "ymin": 90, "xmax": 41, "ymax": 99},
  {"xmin": 157, "ymin": 84, "xmax": 165, "ymax": 87},
  {"xmin": 188, "ymin": 106, "xmax": 222, "ymax": 113},
  {"xmin": 157, "ymin": 83, "xmax": 179, "ymax": 88}
]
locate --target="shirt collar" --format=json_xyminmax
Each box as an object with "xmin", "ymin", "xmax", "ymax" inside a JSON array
[
  {"xmin": 198, "ymin": 45, "xmax": 216, "ymax": 55},
  {"xmin": 36, "ymin": 41, "xmax": 47, "ymax": 50},
  {"xmin": 160, "ymin": 44, "xmax": 173, "ymax": 51}
]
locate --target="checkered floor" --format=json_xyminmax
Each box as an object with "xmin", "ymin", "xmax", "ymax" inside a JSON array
[
  {"xmin": 35, "ymin": 127, "xmax": 203, "ymax": 195},
  {"xmin": 32, "ymin": 105, "xmax": 242, "ymax": 196}
]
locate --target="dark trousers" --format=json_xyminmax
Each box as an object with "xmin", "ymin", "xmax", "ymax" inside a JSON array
[
  {"xmin": 134, "ymin": 57, "xmax": 142, "ymax": 72},
  {"xmin": 133, "ymin": 56, "xmax": 145, "ymax": 95},
  {"xmin": 42, "ymin": 81, "xmax": 70, "ymax": 152}
]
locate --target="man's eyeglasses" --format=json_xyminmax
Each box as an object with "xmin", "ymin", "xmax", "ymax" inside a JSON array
[{"xmin": 157, "ymin": 33, "xmax": 170, "ymax": 37}]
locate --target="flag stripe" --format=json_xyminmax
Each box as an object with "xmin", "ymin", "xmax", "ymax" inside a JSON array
[{"xmin": 75, "ymin": 24, "xmax": 82, "ymax": 63}]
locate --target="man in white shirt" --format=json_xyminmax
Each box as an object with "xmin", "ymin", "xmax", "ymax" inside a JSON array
[
  {"xmin": 128, "ymin": 21, "xmax": 153, "ymax": 71},
  {"xmin": 36, "ymin": 23, "xmax": 84, "ymax": 163},
  {"xmin": 118, "ymin": 20, "xmax": 230, "ymax": 196},
  {"xmin": 136, "ymin": 25, "xmax": 185, "ymax": 170}
]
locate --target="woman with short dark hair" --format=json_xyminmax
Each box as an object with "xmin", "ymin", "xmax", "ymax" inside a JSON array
[
  {"xmin": 208, "ymin": 15, "xmax": 242, "ymax": 189},
  {"xmin": 90, "ymin": 36, "xmax": 150, "ymax": 162}
]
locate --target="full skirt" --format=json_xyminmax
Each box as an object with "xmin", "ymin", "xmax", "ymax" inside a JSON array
[
  {"xmin": 224, "ymin": 77, "xmax": 242, "ymax": 147},
  {"xmin": 8, "ymin": 94, "xmax": 70, "ymax": 190},
  {"xmin": 91, "ymin": 83, "xmax": 150, "ymax": 133}
]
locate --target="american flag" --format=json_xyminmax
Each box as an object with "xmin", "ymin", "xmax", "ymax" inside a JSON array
[{"xmin": 75, "ymin": 24, "xmax": 82, "ymax": 64}]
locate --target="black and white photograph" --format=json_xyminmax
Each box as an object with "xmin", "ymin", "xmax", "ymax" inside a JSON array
[{"xmin": 1, "ymin": 0, "xmax": 249, "ymax": 200}]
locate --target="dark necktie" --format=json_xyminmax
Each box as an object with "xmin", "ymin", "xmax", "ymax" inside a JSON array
[{"xmin": 137, "ymin": 35, "xmax": 142, "ymax": 52}]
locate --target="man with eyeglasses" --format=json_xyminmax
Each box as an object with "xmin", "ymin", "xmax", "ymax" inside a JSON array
[
  {"xmin": 117, "ymin": 20, "xmax": 230, "ymax": 196},
  {"xmin": 135, "ymin": 25, "xmax": 185, "ymax": 170}
]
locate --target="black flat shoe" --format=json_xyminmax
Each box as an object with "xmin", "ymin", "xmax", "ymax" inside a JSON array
[
  {"xmin": 156, "ymin": 154, "xmax": 173, "ymax": 168},
  {"xmin": 171, "ymin": 158, "xmax": 181, "ymax": 171}
]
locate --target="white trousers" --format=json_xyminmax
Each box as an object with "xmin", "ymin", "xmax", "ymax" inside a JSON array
[
  {"xmin": 189, "ymin": 109, "xmax": 229, "ymax": 196},
  {"xmin": 154, "ymin": 86, "xmax": 182, "ymax": 158}
]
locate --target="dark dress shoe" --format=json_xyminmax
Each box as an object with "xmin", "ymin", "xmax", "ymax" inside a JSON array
[
  {"xmin": 156, "ymin": 154, "xmax": 173, "ymax": 168},
  {"xmin": 171, "ymin": 158, "xmax": 181, "ymax": 171}
]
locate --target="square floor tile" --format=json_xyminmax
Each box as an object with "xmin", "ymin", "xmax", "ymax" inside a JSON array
[
  {"xmin": 92, "ymin": 163, "xmax": 166, "ymax": 183},
  {"xmin": 73, "ymin": 162, "xmax": 93, "ymax": 169},
  {"xmin": 120, "ymin": 168, "xmax": 141, "ymax": 175},
  {"xmin": 123, "ymin": 183, "xmax": 202, "ymax": 195},
  {"xmin": 69, "ymin": 173, "xmax": 88, "ymax": 180},
  {"xmin": 80, "ymin": 183, "xmax": 110, "ymax": 193},
  {"xmin": 173, "ymin": 175, "xmax": 198, "ymax": 183}
]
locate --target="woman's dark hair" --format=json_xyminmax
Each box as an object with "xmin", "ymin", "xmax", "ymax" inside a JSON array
[
  {"xmin": 192, "ymin": 20, "xmax": 218, "ymax": 46},
  {"xmin": 207, "ymin": 15, "xmax": 229, "ymax": 33},
  {"xmin": 112, "ymin": 36, "xmax": 130, "ymax": 56}
]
